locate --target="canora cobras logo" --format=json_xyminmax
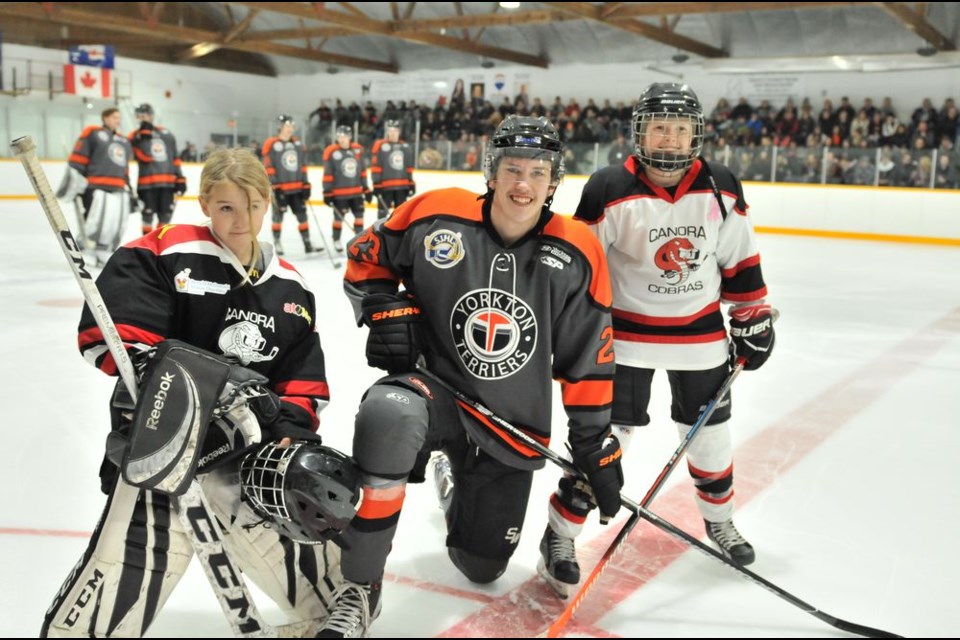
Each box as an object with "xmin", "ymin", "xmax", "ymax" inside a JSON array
[
  {"xmin": 450, "ymin": 288, "xmax": 537, "ymax": 380},
  {"xmin": 217, "ymin": 321, "xmax": 279, "ymax": 365},
  {"xmin": 654, "ymin": 237, "xmax": 702, "ymax": 285},
  {"xmin": 424, "ymin": 229, "xmax": 465, "ymax": 268}
]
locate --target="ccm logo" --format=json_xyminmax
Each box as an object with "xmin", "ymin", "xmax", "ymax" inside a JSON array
[
  {"xmin": 599, "ymin": 447, "xmax": 622, "ymax": 467},
  {"xmin": 371, "ymin": 307, "xmax": 420, "ymax": 321}
]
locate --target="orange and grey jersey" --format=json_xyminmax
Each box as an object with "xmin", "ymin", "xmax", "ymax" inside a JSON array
[
  {"xmin": 79, "ymin": 224, "xmax": 329, "ymax": 431},
  {"xmin": 575, "ymin": 157, "xmax": 768, "ymax": 371},
  {"xmin": 344, "ymin": 188, "xmax": 615, "ymax": 470},
  {"xmin": 262, "ymin": 136, "xmax": 309, "ymax": 193},
  {"xmin": 68, "ymin": 125, "xmax": 132, "ymax": 192},
  {"xmin": 129, "ymin": 125, "xmax": 184, "ymax": 191},
  {"xmin": 370, "ymin": 138, "xmax": 414, "ymax": 191},
  {"xmin": 322, "ymin": 143, "xmax": 367, "ymax": 198}
]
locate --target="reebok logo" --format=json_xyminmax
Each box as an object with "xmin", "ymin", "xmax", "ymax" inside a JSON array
[
  {"xmin": 371, "ymin": 307, "xmax": 420, "ymax": 321},
  {"xmin": 145, "ymin": 371, "xmax": 176, "ymax": 430}
]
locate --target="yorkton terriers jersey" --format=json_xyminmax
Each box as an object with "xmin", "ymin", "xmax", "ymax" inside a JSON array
[
  {"xmin": 78, "ymin": 224, "xmax": 329, "ymax": 429},
  {"xmin": 344, "ymin": 188, "xmax": 615, "ymax": 469},
  {"xmin": 575, "ymin": 157, "xmax": 768, "ymax": 371}
]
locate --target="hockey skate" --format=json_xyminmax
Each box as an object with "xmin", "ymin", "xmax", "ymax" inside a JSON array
[
  {"xmin": 303, "ymin": 238, "xmax": 324, "ymax": 254},
  {"xmin": 333, "ymin": 239, "xmax": 344, "ymax": 253},
  {"xmin": 705, "ymin": 518, "xmax": 755, "ymax": 566},
  {"xmin": 430, "ymin": 451, "xmax": 454, "ymax": 515},
  {"xmin": 274, "ymin": 239, "xmax": 285, "ymax": 256},
  {"xmin": 315, "ymin": 581, "xmax": 381, "ymax": 638},
  {"xmin": 537, "ymin": 525, "xmax": 580, "ymax": 598}
]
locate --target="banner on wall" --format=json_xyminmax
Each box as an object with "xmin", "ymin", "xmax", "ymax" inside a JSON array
[
  {"xmin": 63, "ymin": 64, "xmax": 113, "ymax": 98},
  {"xmin": 68, "ymin": 45, "xmax": 115, "ymax": 69}
]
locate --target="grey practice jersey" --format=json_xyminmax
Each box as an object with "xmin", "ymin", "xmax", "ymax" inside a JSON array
[{"xmin": 344, "ymin": 188, "xmax": 615, "ymax": 470}]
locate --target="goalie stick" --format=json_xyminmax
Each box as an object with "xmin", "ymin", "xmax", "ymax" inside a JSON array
[
  {"xmin": 416, "ymin": 364, "xmax": 902, "ymax": 639},
  {"xmin": 12, "ymin": 136, "xmax": 311, "ymax": 638}
]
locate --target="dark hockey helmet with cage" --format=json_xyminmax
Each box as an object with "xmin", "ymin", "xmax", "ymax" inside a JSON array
[
  {"xmin": 335, "ymin": 124, "xmax": 353, "ymax": 139},
  {"xmin": 384, "ymin": 119, "xmax": 401, "ymax": 131},
  {"xmin": 277, "ymin": 114, "xmax": 295, "ymax": 128},
  {"xmin": 134, "ymin": 103, "xmax": 154, "ymax": 116},
  {"xmin": 483, "ymin": 115, "xmax": 564, "ymax": 183},
  {"xmin": 240, "ymin": 441, "xmax": 361, "ymax": 544},
  {"xmin": 632, "ymin": 82, "xmax": 704, "ymax": 172}
]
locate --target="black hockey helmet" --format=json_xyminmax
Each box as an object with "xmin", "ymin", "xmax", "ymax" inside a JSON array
[
  {"xmin": 277, "ymin": 114, "xmax": 295, "ymax": 127},
  {"xmin": 134, "ymin": 103, "xmax": 154, "ymax": 116},
  {"xmin": 632, "ymin": 82, "xmax": 704, "ymax": 172},
  {"xmin": 483, "ymin": 115, "xmax": 564, "ymax": 183},
  {"xmin": 240, "ymin": 441, "xmax": 361, "ymax": 544},
  {"xmin": 335, "ymin": 124, "xmax": 353, "ymax": 139},
  {"xmin": 384, "ymin": 119, "xmax": 401, "ymax": 130}
]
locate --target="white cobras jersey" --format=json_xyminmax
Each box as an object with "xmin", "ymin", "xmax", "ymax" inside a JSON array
[{"xmin": 575, "ymin": 157, "xmax": 768, "ymax": 370}]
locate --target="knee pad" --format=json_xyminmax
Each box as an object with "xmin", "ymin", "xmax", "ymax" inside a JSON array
[
  {"xmin": 448, "ymin": 547, "xmax": 508, "ymax": 584},
  {"xmin": 353, "ymin": 383, "xmax": 429, "ymax": 478}
]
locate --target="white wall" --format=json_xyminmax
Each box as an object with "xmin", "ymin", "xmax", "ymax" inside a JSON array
[{"xmin": 2, "ymin": 159, "xmax": 957, "ymax": 242}]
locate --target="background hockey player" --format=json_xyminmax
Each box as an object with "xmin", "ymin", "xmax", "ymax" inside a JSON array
[
  {"xmin": 322, "ymin": 125, "xmax": 371, "ymax": 252},
  {"xmin": 370, "ymin": 119, "xmax": 415, "ymax": 219},
  {"xmin": 64, "ymin": 107, "xmax": 136, "ymax": 266},
  {"xmin": 41, "ymin": 148, "xmax": 349, "ymax": 638},
  {"xmin": 314, "ymin": 116, "xmax": 621, "ymax": 637},
  {"xmin": 261, "ymin": 114, "xmax": 315, "ymax": 256},
  {"xmin": 541, "ymin": 82, "xmax": 777, "ymax": 598},
  {"xmin": 129, "ymin": 103, "xmax": 187, "ymax": 234}
]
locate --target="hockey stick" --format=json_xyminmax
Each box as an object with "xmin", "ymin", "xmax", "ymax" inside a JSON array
[
  {"xmin": 545, "ymin": 358, "xmax": 745, "ymax": 637},
  {"xmin": 415, "ymin": 364, "xmax": 902, "ymax": 639},
  {"xmin": 306, "ymin": 201, "xmax": 343, "ymax": 268},
  {"xmin": 375, "ymin": 192, "xmax": 391, "ymax": 219},
  {"xmin": 11, "ymin": 136, "xmax": 288, "ymax": 638}
]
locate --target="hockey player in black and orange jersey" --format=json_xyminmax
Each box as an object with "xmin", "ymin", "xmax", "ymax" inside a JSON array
[
  {"xmin": 370, "ymin": 119, "xmax": 415, "ymax": 219},
  {"xmin": 540, "ymin": 83, "xmax": 777, "ymax": 597},
  {"xmin": 42, "ymin": 148, "xmax": 347, "ymax": 638},
  {"xmin": 262, "ymin": 114, "xmax": 315, "ymax": 256},
  {"xmin": 315, "ymin": 116, "xmax": 621, "ymax": 637},
  {"xmin": 67, "ymin": 107, "xmax": 135, "ymax": 266},
  {"xmin": 322, "ymin": 125, "xmax": 371, "ymax": 252},
  {"xmin": 129, "ymin": 103, "xmax": 187, "ymax": 235}
]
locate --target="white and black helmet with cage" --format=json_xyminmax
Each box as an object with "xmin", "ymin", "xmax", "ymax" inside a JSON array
[
  {"xmin": 632, "ymin": 82, "xmax": 704, "ymax": 173},
  {"xmin": 240, "ymin": 441, "xmax": 361, "ymax": 544},
  {"xmin": 483, "ymin": 115, "xmax": 564, "ymax": 184}
]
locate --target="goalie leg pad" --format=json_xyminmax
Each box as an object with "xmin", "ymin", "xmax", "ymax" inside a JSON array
[
  {"xmin": 122, "ymin": 340, "xmax": 234, "ymax": 496},
  {"xmin": 56, "ymin": 166, "xmax": 89, "ymax": 200},
  {"xmin": 42, "ymin": 481, "xmax": 193, "ymax": 638},
  {"xmin": 84, "ymin": 190, "xmax": 128, "ymax": 259}
]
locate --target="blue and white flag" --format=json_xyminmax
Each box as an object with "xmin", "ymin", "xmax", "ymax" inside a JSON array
[{"xmin": 68, "ymin": 45, "xmax": 115, "ymax": 69}]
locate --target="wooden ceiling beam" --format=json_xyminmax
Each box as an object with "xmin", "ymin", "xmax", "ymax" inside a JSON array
[
  {"xmin": 876, "ymin": 1, "xmax": 955, "ymax": 50},
  {"xmin": 610, "ymin": 2, "xmax": 863, "ymax": 18},
  {"xmin": 398, "ymin": 9, "xmax": 575, "ymax": 31}
]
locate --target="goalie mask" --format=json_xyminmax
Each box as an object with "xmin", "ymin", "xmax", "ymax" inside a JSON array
[
  {"xmin": 240, "ymin": 441, "xmax": 361, "ymax": 544},
  {"xmin": 483, "ymin": 115, "xmax": 564, "ymax": 184},
  {"xmin": 632, "ymin": 82, "xmax": 704, "ymax": 173}
]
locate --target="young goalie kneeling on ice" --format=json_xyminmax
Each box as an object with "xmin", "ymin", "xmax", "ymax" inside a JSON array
[{"xmin": 41, "ymin": 148, "xmax": 356, "ymax": 638}]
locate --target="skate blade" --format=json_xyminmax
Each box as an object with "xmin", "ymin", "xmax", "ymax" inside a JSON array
[{"xmin": 536, "ymin": 557, "xmax": 574, "ymax": 599}]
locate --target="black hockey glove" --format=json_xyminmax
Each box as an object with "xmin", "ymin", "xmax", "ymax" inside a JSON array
[
  {"xmin": 360, "ymin": 292, "xmax": 424, "ymax": 374},
  {"xmin": 273, "ymin": 188, "xmax": 287, "ymax": 212},
  {"xmin": 323, "ymin": 193, "xmax": 334, "ymax": 207},
  {"xmin": 729, "ymin": 304, "xmax": 777, "ymax": 371},
  {"xmin": 409, "ymin": 181, "xmax": 416, "ymax": 196},
  {"xmin": 571, "ymin": 433, "xmax": 624, "ymax": 524},
  {"xmin": 303, "ymin": 182, "xmax": 312, "ymax": 201},
  {"xmin": 129, "ymin": 191, "xmax": 141, "ymax": 214},
  {"xmin": 136, "ymin": 120, "xmax": 154, "ymax": 139},
  {"xmin": 363, "ymin": 189, "xmax": 374, "ymax": 204},
  {"xmin": 174, "ymin": 179, "xmax": 187, "ymax": 196}
]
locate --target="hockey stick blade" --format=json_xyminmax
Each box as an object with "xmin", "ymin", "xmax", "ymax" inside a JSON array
[
  {"xmin": 12, "ymin": 136, "xmax": 286, "ymax": 638},
  {"xmin": 415, "ymin": 364, "xmax": 902, "ymax": 639}
]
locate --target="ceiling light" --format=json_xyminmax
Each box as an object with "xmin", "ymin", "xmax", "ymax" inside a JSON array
[
  {"xmin": 671, "ymin": 52, "xmax": 689, "ymax": 64},
  {"xmin": 480, "ymin": 59, "xmax": 495, "ymax": 69},
  {"xmin": 917, "ymin": 44, "xmax": 938, "ymax": 57},
  {"xmin": 499, "ymin": 2, "xmax": 520, "ymax": 9}
]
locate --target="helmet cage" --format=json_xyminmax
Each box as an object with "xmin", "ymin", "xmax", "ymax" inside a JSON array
[
  {"xmin": 632, "ymin": 86, "xmax": 704, "ymax": 173},
  {"xmin": 240, "ymin": 441, "xmax": 361, "ymax": 545}
]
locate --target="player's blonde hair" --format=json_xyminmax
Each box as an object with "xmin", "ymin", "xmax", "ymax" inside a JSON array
[{"xmin": 199, "ymin": 148, "xmax": 271, "ymax": 279}]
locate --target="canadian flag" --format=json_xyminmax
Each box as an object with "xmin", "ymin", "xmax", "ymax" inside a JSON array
[{"xmin": 63, "ymin": 64, "xmax": 113, "ymax": 99}]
